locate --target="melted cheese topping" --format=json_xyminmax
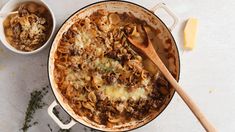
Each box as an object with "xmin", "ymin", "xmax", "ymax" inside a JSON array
[
  {"xmin": 75, "ymin": 32, "xmax": 91, "ymax": 48},
  {"xmin": 101, "ymin": 84, "xmax": 148, "ymax": 101}
]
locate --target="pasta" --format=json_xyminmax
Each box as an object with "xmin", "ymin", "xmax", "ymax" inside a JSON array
[
  {"xmin": 54, "ymin": 10, "xmax": 175, "ymax": 127},
  {"xmin": 3, "ymin": 2, "xmax": 53, "ymax": 52}
]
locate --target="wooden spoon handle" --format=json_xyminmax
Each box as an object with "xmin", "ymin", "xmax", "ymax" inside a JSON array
[{"xmin": 146, "ymin": 44, "xmax": 217, "ymax": 132}]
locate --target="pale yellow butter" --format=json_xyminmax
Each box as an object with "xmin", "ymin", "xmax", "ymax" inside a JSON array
[{"xmin": 184, "ymin": 18, "xmax": 198, "ymax": 50}]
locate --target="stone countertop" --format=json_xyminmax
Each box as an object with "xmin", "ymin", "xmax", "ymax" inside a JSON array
[{"xmin": 0, "ymin": 0, "xmax": 235, "ymax": 132}]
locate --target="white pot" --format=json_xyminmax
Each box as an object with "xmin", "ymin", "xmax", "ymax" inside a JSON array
[{"xmin": 48, "ymin": 1, "xmax": 180, "ymax": 131}]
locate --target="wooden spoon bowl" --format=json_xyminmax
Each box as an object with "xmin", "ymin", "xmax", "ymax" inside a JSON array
[{"xmin": 127, "ymin": 27, "xmax": 217, "ymax": 132}]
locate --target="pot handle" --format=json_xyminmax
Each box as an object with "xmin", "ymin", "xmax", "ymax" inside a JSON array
[
  {"xmin": 48, "ymin": 100, "xmax": 77, "ymax": 129},
  {"xmin": 151, "ymin": 3, "xmax": 179, "ymax": 31}
]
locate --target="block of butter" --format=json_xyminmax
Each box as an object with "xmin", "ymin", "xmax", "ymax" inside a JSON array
[{"xmin": 184, "ymin": 18, "xmax": 198, "ymax": 50}]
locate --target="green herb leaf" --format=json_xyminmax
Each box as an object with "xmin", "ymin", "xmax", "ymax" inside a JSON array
[{"xmin": 21, "ymin": 86, "xmax": 49, "ymax": 132}]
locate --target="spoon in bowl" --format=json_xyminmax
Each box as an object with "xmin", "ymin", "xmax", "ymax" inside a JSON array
[
  {"xmin": 127, "ymin": 26, "xmax": 217, "ymax": 132},
  {"xmin": 0, "ymin": 11, "xmax": 18, "ymax": 17}
]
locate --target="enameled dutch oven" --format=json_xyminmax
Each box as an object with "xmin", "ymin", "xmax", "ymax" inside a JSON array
[{"xmin": 47, "ymin": 1, "xmax": 180, "ymax": 131}]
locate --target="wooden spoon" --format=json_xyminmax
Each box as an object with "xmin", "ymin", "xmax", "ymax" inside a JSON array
[{"xmin": 127, "ymin": 27, "xmax": 217, "ymax": 132}]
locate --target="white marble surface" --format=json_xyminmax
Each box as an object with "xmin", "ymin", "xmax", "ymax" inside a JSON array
[{"xmin": 1, "ymin": 0, "xmax": 235, "ymax": 132}]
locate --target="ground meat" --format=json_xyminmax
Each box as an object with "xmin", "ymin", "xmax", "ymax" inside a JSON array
[
  {"xmin": 104, "ymin": 73, "xmax": 117, "ymax": 84},
  {"xmin": 99, "ymin": 113, "xmax": 108, "ymax": 125},
  {"xmin": 18, "ymin": 5, "xmax": 30, "ymax": 16},
  {"xmin": 156, "ymin": 77, "xmax": 169, "ymax": 88},
  {"xmin": 106, "ymin": 51, "xmax": 118, "ymax": 60},
  {"xmin": 120, "ymin": 54, "xmax": 131, "ymax": 65},
  {"xmin": 12, "ymin": 23, "xmax": 21, "ymax": 39}
]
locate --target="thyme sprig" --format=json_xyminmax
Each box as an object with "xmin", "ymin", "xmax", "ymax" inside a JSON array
[{"xmin": 21, "ymin": 86, "xmax": 49, "ymax": 132}]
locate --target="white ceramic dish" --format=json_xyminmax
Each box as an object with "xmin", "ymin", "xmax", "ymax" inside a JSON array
[
  {"xmin": 0, "ymin": 0, "xmax": 56, "ymax": 55},
  {"xmin": 48, "ymin": 1, "xmax": 180, "ymax": 131}
]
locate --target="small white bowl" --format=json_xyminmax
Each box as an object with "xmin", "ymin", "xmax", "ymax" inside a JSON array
[{"xmin": 0, "ymin": 0, "xmax": 56, "ymax": 55}]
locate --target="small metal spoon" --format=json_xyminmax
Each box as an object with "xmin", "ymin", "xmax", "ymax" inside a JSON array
[{"xmin": 0, "ymin": 11, "xmax": 18, "ymax": 17}]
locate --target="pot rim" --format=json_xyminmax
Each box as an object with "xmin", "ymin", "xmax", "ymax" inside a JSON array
[{"xmin": 47, "ymin": 0, "xmax": 181, "ymax": 131}]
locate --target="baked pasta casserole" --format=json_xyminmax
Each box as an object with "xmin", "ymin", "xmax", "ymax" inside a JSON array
[{"xmin": 54, "ymin": 10, "xmax": 175, "ymax": 127}]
